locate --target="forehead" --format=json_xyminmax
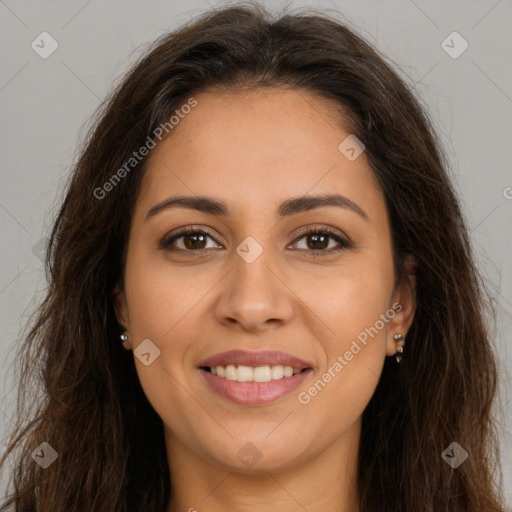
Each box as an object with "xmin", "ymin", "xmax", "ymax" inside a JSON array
[{"xmin": 137, "ymin": 87, "xmax": 385, "ymax": 222}]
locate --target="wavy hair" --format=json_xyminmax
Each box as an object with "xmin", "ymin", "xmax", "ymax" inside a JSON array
[{"xmin": 0, "ymin": 3, "xmax": 505, "ymax": 511}]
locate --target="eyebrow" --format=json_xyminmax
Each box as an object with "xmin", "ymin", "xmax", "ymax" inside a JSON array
[{"xmin": 145, "ymin": 193, "xmax": 369, "ymax": 222}]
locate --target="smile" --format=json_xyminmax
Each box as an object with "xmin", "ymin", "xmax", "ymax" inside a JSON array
[
  {"xmin": 205, "ymin": 363, "xmax": 308, "ymax": 381},
  {"xmin": 199, "ymin": 365, "xmax": 313, "ymax": 405},
  {"xmin": 197, "ymin": 349, "xmax": 314, "ymax": 405}
]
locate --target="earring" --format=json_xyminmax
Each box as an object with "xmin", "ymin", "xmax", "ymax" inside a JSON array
[
  {"xmin": 120, "ymin": 332, "xmax": 130, "ymax": 349},
  {"xmin": 394, "ymin": 333, "xmax": 405, "ymax": 363}
]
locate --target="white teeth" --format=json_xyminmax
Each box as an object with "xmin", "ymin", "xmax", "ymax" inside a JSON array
[
  {"xmin": 271, "ymin": 365, "xmax": 283, "ymax": 380},
  {"xmin": 225, "ymin": 364, "xmax": 237, "ymax": 381},
  {"xmin": 237, "ymin": 365, "xmax": 253, "ymax": 382},
  {"xmin": 209, "ymin": 364, "xmax": 304, "ymax": 382},
  {"xmin": 283, "ymin": 366, "xmax": 293, "ymax": 377},
  {"xmin": 253, "ymin": 365, "xmax": 272, "ymax": 382}
]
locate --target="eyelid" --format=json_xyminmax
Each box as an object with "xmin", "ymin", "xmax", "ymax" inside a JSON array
[
  {"xmin": 160, "ymin": 224, "xmax": 352, "ymax": 253},
  {"xmin": 160, "ymin": 224, "xmax": 222, "ymax": 248},
  {"xmin": 289, "ymin": 226, "xmax": 352, "ymax": 253},
  {"xmin": 292, "ymin": 225, "xmax": 350, "ymax": 243}
]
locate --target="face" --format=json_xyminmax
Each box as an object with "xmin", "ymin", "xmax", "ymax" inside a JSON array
[{"xmin": 113, "ymin": 87, "xmax": 415, "ymax": 473}]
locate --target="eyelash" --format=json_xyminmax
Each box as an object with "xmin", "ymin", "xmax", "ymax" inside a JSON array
[{"xmin": 160, "ymin": 225, "xmax": 352, "ymax": 257}]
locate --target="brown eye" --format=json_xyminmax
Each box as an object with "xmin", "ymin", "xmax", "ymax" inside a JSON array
[
  {"xmin": 181, "ymin": 232, "xmax": 208, "ymax": 250},
  {"xmin": 292, "ymin": 228, "xmax": 352, "ymax": 255},
  {"xmin": 161, "ymin": 229, "xmax": 221, "ymax": 252},
  {"xmin": 160, "ymin": 226, "xmax": 352, "ymax": 256},
  {"xmin": 304, "ymin": 233, "xmax": 330, "ymax": 251}
]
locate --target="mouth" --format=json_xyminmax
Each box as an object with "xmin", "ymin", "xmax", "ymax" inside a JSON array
[
  {"xmin": 199, "ymin": 364, "xmax": 310, "ymax": 382},
  {"xmin": 197, "ymin": 349, "xmax": 314, "ymax": 405}
]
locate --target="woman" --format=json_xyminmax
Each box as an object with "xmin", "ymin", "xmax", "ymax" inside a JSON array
[{"xmin": 0, "ymin": 3, "xmax": 506, "ymax": 511}]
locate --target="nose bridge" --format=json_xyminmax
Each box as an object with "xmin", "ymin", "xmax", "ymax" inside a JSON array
[{"xmin": 214, "ymin": 236, "xmax": 294, "ymax": 330}]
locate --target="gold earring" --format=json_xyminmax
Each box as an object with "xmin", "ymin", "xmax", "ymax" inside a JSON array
[{"xmin": 394, "ymin": 333, "xmax": 405, "ymax": 363}]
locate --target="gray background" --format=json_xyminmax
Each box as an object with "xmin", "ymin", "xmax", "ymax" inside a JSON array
[{"xmin": 1, "ymin": 0, "xmax": 511, "ymax": 504}]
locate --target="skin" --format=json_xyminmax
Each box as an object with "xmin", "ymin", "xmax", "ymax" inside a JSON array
[{"xmin": 113, "ymin": 87, "xmax": 416, "ymax": 512}]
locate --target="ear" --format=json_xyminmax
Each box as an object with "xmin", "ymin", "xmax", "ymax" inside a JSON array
[
  {"xmin": 385, "ymin": 254, "xmax": 417, "ymax": 357},
  {"xmin": 112, "ymin": 283, "xmax": 130, "ymax": 349},
  {"xmin": 112, "ymin": 282, "xmax": 128, "ymax": 326}
]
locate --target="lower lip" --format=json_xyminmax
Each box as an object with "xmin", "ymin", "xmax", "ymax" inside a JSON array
[{"xmin": 199, "ymin": 368, "xmax": 312, "ymax": 405}]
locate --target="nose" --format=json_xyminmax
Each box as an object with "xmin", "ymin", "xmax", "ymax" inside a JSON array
[{"xmin": 214, "ymin": 247, "xmax": 295, "ymax": 333}]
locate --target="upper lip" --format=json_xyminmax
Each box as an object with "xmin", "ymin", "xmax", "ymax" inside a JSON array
[{"xmin": 198, "ymin": 350, "xmax": 313, "ymax": 370}]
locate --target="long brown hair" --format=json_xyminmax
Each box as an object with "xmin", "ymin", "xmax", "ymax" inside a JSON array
[{"xmin": 1, "ymin": 3, "xmax": 506, "ymax": 511}]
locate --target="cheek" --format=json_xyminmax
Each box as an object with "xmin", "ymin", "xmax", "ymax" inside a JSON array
[
  {"xmin": 122, "ymin": 251, "xmax": 205, "ymax": 421},
  {"xmin": 302, "ymin": 254, "xmax": 393, "ymax": 341},
  {"xmin": 298, "ymin": 254, "xmax": 393, "ymax": 406},
  {"xmin": 123, "ymin": 248, "xmax": 214, "ymax": 340}
]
